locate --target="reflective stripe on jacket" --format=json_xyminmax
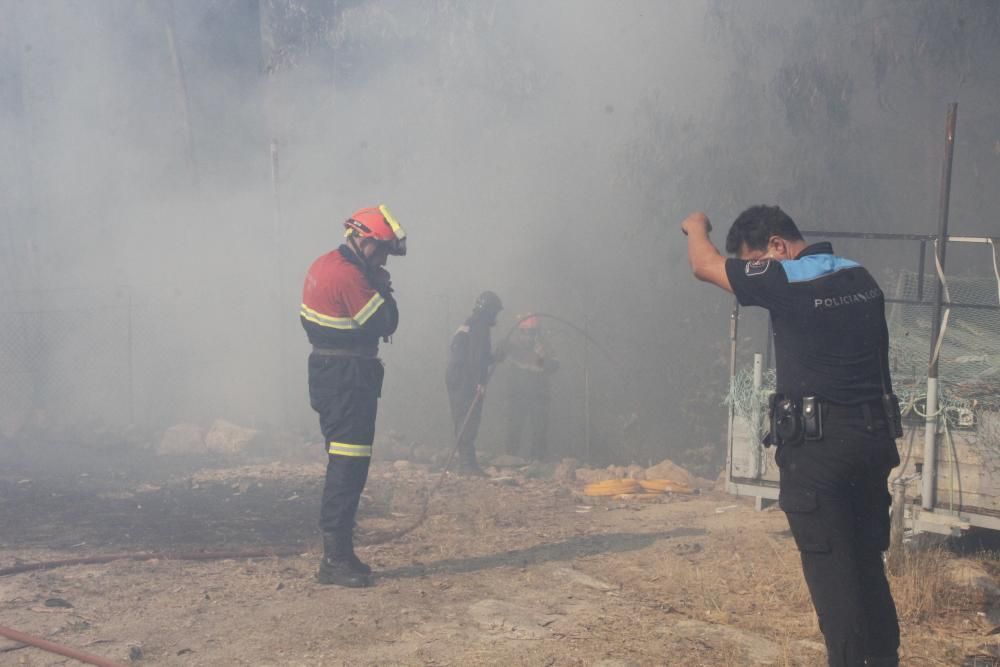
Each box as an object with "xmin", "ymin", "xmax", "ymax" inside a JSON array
[{"xmin": 300, "ymin": 245, "xmax": 398, "ymax": 352}]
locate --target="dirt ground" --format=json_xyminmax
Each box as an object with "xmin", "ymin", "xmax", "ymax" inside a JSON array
[{"xmin": 2, "ymin": 445, "xmax": 1000, "ymax": 666}]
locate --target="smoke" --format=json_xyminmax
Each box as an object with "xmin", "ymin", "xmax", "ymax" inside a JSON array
[{"xmin": 1, "ymin": 1, "xmax": 998, "ymax": 471}]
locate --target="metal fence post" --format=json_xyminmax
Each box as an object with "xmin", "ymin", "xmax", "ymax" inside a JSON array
[{"xmin": 922, "ymin": 102, "xmax": 958, "ymax": 511}]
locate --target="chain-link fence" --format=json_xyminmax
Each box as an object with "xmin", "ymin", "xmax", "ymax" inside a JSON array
[
  {"xmin": 889, "ymin": 269, "xmax": 1000, "ymax": 414},
  {"xmin": 725, "ymin": 232, "xmax": 1000, "ymax": 522}
]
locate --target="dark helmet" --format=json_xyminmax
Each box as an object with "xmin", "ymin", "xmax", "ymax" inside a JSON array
[{"xmin": 473, "ymin": 290, "xmax": 503, "ymax": 318}]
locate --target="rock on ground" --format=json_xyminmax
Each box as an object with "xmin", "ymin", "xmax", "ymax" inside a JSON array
[
  {"xmin": 157, "ymin": 423, "xmax": 206, "ymax": 456},
  {"xmin": 552, "ymin": 566, "xmax": 617, "ymax": 591},
  {"xmin": 553, "ymin": 457, "xmax": 579, "ymax": 482},
  {"xmin": 490, "ymin": 454, "xmax": 529, "ymax": 468},
  {"xmin": 645, "ymin": 459, "xmax": 696, "ymax": 487},
  {"xmin": 467, "ymin": 599, "xmax": 558, "ymax": 639},
  {"xmin": 204, "ymin": 419, "xmax": 258, "ymax": 455},
  {"xmin": 672, "ymin": 619, "xmax": 781, "ymax": 665}
]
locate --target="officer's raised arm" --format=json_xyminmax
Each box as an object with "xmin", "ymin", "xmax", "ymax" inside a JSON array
[{"xmin": 681, "ymin": 211, "xmax": 732, "ymax": 293}]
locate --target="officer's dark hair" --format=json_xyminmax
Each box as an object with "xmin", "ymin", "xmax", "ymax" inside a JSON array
[{"xmin": 724, "ymin": 205, "xmax": 804, "ymax": 255}]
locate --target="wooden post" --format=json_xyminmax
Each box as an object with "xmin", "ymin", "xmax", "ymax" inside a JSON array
[
  {"xmin": 163, "ymin": 0, "xmax": 199, "ymax": 187},
  {"xmin": 269, "ymin": 138, "xmax": 290, "ymax": 425},
  {"xmin": 584, "ymin": 321, "xmax": 592, "ymax": 465},
  {"xmin": 258, "ymin": 0, "xmax": 291, "ymax": 426},
  {"xmin": 3, "ymin": 1, "xmax": 40, "ymax": 289},
  {"xmin": 887, "ymin": 477, "xmax": 908, "ymax": 574}
]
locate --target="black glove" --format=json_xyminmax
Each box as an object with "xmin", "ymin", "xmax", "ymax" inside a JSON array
[{"xmin": 369, "ymin": 268, "xmax": 393, "ymax": 297}]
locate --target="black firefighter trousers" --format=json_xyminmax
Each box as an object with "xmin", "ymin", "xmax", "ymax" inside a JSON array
[
  {"xmin": 308, "ymin": 353, "xmax": 384, "ymax": 538},
  {"xmin": 776, "ymin": 405, "xmax": 901, "ymax": 667},
  {"xmin": 448, "ymin": 388, "xmax": 483, "ymax": 467},
  {"xmin": 505, "ymin": 367, "xmax": 550, "ymax": 460}
]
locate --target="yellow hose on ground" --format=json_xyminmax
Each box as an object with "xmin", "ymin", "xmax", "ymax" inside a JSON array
[
  {"xmin": 583, "ymin": 479, "xmax": 642, "ymax": 496},
  {"xmin": 615, "ymin": 493, "xmax": 665, "ymax": 501},
  {"xmin": 639, "ymin": 479, "xmax": 695, "ymax": 494}
]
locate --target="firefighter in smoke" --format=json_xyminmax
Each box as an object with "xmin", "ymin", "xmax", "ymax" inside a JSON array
[
  {"xmin": 505, "ymin": 314, "xmax": 559, "ymax": 461},
  {"xmin": 300, "ymin": 205, "xmax": 405, "ymax": 587},
  {"xmin": 445, "ymin": 291, "xmax": 504, "ymax": 476}
]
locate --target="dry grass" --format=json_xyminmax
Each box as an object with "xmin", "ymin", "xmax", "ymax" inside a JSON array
[{"xmin": 889, "ymin": 543, "xmax": 984, "ymax": 623}]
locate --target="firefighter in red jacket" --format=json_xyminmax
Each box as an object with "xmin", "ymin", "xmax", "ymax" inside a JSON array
[
  {"xmin": 505, "ymin": 315, "xmax": 559, "ymax": 461},
  {"xmin": 300, "ymin": 204, "xmax": 406, "ymax": 587}
]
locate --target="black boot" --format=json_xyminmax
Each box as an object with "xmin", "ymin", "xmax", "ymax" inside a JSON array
[
  {"xmin": 455, "ymin": 448, "xmax": 488, "ymax": 477},
  {"xmin": 866, "ymin": 657, "xmax": 899, "ymax": 667},
  {"xmin": 323, "ymin": 531, "xmax": 372, "ymax": 575},
  {"xmin": 455, "ymin": 460, "xmax": 488, "ymax": 477},
  {"xmin": 317, "ymin": 532, "xmax": 371, "ymax": 587}
]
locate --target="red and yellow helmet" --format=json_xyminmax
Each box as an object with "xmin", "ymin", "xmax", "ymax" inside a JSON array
[
  {"xmin": 344, "ymin": 204, "xmax": 407, "ymax": 255},
  {"xmin": 517, "ymin": 314, "xmax": 540, "ymax": 330}
]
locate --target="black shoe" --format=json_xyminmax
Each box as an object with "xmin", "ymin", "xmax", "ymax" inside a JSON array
[
  {"xmin": 316, "ymin": 557, "xmax": 372, "ymax": 587},
  {"xmin": 866, "ymin": 657, "xmax": 900, "ymax": 667},
  {"xmin": 347, "ymin": 552, "xmax": 372, "ymax": 576},
  {"xmin": 320, "ymin": 531, "xmax": 373, "ymax": 583}
]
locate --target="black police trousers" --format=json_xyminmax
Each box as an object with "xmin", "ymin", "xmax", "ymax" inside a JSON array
[
  {"xmin": 776, "ymin": 405, "xmax": 901, "ymax": 667},
  {"xmin": 308, "ymin": 353, "xmax": 384, "ymax": 536}
]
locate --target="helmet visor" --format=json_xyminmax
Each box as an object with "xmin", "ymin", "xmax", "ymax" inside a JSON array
[{"xmin": 386, "ymin": 236, "xmax": 407, "ymax": 256}]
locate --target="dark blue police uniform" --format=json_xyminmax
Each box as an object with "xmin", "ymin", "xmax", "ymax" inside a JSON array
[{"xmin": 726, "ymin": 242, "xmax": 901, "ymax": 667}]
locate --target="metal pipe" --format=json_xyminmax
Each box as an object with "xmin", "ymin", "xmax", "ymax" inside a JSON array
[
  {"xmin": 946, "ymin": 236, "xmax": 1000, "ymax": 244},
  {"xmin": 922, "ymin": 103, "xmax": 958, "ymax": 511},
  {"xmin": 801, "ymin": 230, "xmax": 939, "ymax": 241},
  {"xmin": 752, "ymin": 353, "xmax": 763, "ymax": 479},
  {"xmin": 917, "ymin": 240, "xmax": 926, "ymax": 302},
  {"xmin": 883, "ymin": 298, "xmax": 999, "ymax": 312},
  {"xmin": 725, "ymin": 300, "xmax": 739, "ymax": 487},
  {"xmin": 764, "ymin": 317, "xmax": 773, "ymax": 370},
  {"xmin": 127, "ymin": 288, "xmax": 135, "ymax": 424}
]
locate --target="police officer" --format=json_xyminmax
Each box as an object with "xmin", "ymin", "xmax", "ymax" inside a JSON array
[
  {"xmin": 300, "ymin": 205, "xmax": 406, "ymax": 587},
  {"xmin": 681, "ymin": 206, "xmax": 900, "ymax": 667},
  {"xmin": 446, "ymin": 291, "xmax": 503, "ymax": 476}
]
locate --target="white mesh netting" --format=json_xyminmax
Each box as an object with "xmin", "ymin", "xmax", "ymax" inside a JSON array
[{"xmin": 726, "ymin": 266, "xmax": 1000, "ymax": 435}]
